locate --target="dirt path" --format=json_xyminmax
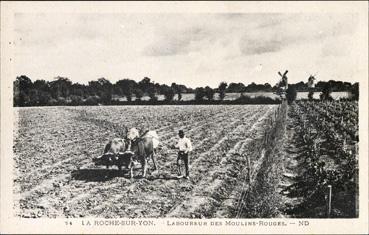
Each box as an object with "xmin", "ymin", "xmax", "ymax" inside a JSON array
[{"xmin": 275, "ymin": 105, "xmax": 303, "ymax": 216}]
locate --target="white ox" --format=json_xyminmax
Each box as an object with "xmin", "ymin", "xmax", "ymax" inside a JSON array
[{"xmin": 126, "ymin": 128, "xmax": 160, "ymax": 177}]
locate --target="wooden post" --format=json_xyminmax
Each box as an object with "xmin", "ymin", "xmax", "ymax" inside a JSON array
[
  {"xmin": 327, "ymin": 185, "xmax": 332, "ymax": 218},
  {"xmin": 246, "ymin": 154, "xmax": 251, "ymax": 184},
  {"xmin": 265, "ymin": 132, "xmax": 268, "ymax": 145},
  {"xmin": 355, "ymin": 168, "xmax": 359, "ymax": 217}
]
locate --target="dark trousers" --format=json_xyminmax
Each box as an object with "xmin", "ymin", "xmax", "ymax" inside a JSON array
[{"xmin": 177, "ymin": 151, "xmax": 189, "ymax": 177}]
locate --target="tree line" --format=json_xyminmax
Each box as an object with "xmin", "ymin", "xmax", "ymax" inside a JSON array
[
  {"xmin": 13, "ymin": 76, "xmax": 191, "ymax": 106},
  {"xmin": 13, "ymin": 75, "xmax": 358, "ymax": 106}
]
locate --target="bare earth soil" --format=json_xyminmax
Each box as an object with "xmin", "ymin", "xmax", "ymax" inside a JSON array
[{"xmin": 13, "ymin": 105, "xmax": 277, "ymax": 218}]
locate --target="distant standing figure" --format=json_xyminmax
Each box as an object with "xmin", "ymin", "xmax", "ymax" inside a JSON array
[{"xmin": 174, "ymin": 130, "xmax": 192, "ymax": 179}]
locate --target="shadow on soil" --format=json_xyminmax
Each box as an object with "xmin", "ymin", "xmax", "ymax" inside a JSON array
[
  {"xmin": 71, "ymin": 169, "xmax": 131, "ymax": 182},
  {"xmin": 71, "ymin": 168, "xmax": 180, "ymax": 182}
]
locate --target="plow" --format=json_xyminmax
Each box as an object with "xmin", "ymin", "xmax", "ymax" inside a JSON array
[{"xmin": 92, "ymin": 150, "xmax": 136, "ymax": 178}]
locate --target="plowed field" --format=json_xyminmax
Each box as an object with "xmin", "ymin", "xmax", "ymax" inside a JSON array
[{"xmin": 13, "ymin": 105, "xmax": 277, "ymax": 218}]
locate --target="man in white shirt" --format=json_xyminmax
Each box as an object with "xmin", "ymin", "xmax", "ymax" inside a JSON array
[{"xmin": 174, "ymin": 130, "xmax": 192, "ymax": 179}]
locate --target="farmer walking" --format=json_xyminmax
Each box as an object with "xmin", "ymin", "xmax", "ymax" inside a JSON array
[{"xmin": 174, "ymin": 130, "xmax": 192, "ymax": 179}]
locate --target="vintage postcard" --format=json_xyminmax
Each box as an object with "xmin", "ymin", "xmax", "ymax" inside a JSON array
[{"xmin": 1, "ymin": 1, "xmax": 368, "ymax": 234}]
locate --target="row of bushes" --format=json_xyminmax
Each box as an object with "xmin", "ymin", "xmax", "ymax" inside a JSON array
[
  {"xmin": 285, "ymin": 83, "xmax": 359, "ymax": 105},
  {"xmin": 15, "ymin": 94, "xmax": 282, "ymax": 106},
  {"xmin": 110, "ymin": 95, "xmax": 281, "ymax": 105}
]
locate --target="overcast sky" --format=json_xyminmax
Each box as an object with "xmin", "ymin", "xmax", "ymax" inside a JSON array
[{"xmin": 14, "ymin": 13, "xmax": 362, "ymax": 88}]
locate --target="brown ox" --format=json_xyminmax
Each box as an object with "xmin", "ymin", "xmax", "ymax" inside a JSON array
[{"xmin": 93, "ymin": 138, "xmax": 135, "ymax": 178}]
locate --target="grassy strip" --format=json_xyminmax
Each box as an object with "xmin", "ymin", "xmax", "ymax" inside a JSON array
[{"xmin": 235, "ymin": 101, "xmax": 288, "ymax": 218}]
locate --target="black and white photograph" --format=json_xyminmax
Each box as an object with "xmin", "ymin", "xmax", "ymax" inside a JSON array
[{"xmin": 1, "ymin": 1, "xmax": 368, "ymax": 234}]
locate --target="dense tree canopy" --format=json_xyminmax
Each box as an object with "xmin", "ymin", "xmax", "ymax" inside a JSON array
[
  {"xmin": 13, "ymin": 75, "xmax": 358, "ymax": 106},
  {"xmin": 218, "ymin": 82, "xmax": 228, "ymax": 100}
]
